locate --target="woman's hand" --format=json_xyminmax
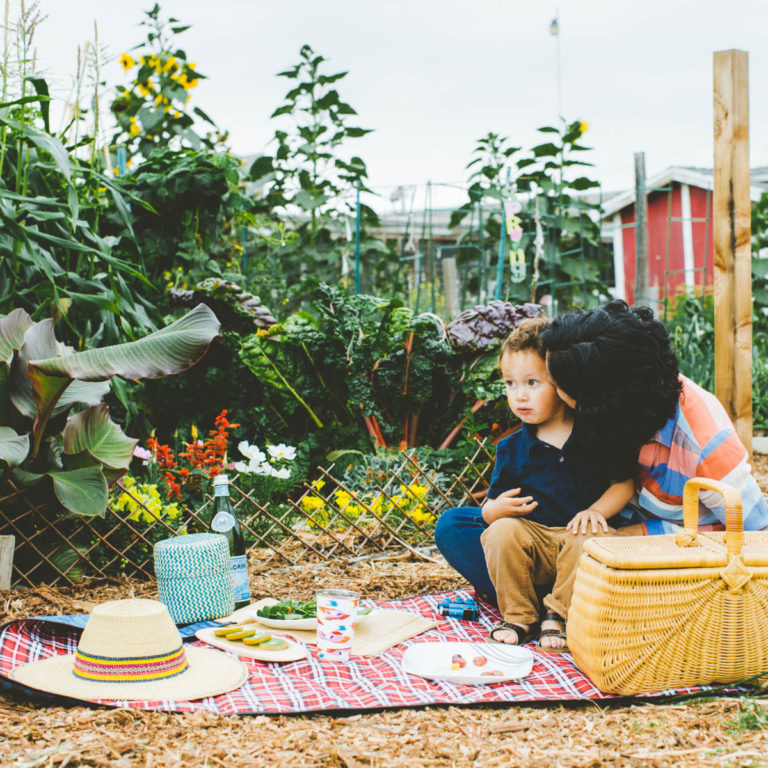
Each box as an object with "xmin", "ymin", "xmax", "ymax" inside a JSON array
[
  {"xmin": 566, "ymin": 508, "xmax": 610, "ymax": 534},
  {"xmin": 482, "ymin": 488, "xmax": 538, "ymax": 523}
]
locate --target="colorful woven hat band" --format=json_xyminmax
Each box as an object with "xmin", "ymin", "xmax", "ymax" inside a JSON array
[{"xmin": 73, "ymin": 645, "xmax": 188, "ymax": 683}]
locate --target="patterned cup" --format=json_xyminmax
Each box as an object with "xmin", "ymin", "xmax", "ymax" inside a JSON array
[{"xmin": 316, "ymin": 589, "xmax": 360, "ymax": 661}]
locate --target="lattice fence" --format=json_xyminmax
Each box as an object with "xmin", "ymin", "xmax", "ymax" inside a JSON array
[{"xmin": 0, "ymin": 443, "xmax": 494, "ymax": 588}]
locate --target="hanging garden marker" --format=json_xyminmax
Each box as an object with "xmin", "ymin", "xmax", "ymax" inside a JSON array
[{"xmin": 504, "ymin": 201, "xmax": 527, "ymax": 283}]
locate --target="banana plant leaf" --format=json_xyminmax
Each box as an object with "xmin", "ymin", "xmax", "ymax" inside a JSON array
[
  {"xmin": 28, "ymin": 302, "xmax": 220, "ymax": 382},
  {"xmin": 50, "ymin": 465, "xmax": 109, "ymax": 517},
  {"xmin": 62, "ymin": 403, "xmax": 137, "ymax": 470},
  {"xmin": 0, "ymin": 309, "xmax": 34, "ymax": 365},
  {"xmin": 0, "ymin": 426, "xmax": 29, "ymax": 466}
]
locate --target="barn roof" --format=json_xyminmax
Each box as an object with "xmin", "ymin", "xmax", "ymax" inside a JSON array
[{"xmin": 601, "ymin": 165, "xmax": 768, "ymax": 218}]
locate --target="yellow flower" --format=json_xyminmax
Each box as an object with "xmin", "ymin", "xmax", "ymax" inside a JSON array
[
  {"xmin": 163, "ymin": 56, "xmax": 179, "ymax": 75},
  {"xmin": 137, "ymin": 80, "xmax": 154, "ymax": 97},
  {"xmin": 579, "ymin": 121, "xmax": 589, "ymax": 134},
  {"xmin": 191, "ymin": 424, "xmax": 198, "ymax": 440},
  {"xmin": 128, "ymin": 116, "xmax": 141, "ymax": 138},
  {"xmin": 334, "ymin": 490, "xmax": 352, "ymax": 508},
  {"xmin": 120, "ymin": 53, "xmax": 135, "ymax": 71}
]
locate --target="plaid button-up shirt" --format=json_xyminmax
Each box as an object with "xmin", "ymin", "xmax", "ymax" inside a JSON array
[{"xmin": 637, "ymin": 375, "xmax": 768, "ymax": 534}]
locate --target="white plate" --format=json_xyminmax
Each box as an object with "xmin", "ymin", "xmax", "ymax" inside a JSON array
[
  {"xmin": 402, "ymin": 642, "xmax": 534, "ymax": 685},
  {"xmin": 226, "ymin": 599, "xmax": 373, "ymax": 631},
  {"xmin": 195, "ymin": 627, "xmax": 308, "ymax": 662}
]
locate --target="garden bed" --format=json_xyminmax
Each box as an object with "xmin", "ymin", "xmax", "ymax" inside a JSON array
[{"xmin": 2, "ymin": 456, "xmax": 768, "ymax": 767}]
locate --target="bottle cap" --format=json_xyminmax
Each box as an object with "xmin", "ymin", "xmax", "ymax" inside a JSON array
[{"xmin": 212, "ymin": 474, "xmax": 229, "ymax": 486}]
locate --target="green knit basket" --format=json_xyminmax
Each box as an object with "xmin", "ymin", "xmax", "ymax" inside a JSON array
[{"xmin": 154, "ymin": 533, "xmax": 234, "ymax": 624}]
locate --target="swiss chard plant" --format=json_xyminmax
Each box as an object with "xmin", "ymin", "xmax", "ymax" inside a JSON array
[
  {"xmin": 0, "ymin": 303, "xmax": 220, "ymax": 518},
  {"xmin": 237, "ymin": 284, "xmax": 538, "ymax": 451}
]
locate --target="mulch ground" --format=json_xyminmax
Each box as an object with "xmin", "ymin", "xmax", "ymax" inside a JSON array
[{"xmin": 4, "ymin": 457, "xmax": 768, "ymax": 768}]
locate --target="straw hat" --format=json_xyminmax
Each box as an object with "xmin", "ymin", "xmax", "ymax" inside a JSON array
[{"xmin": 10, "ymin": 599, "xmax": 248, "ymax": 702}]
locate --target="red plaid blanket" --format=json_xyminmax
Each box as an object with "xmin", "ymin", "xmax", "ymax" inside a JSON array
[{"xmin": 0, "ymin": 591, "xmax": 711, "ymax": 713}]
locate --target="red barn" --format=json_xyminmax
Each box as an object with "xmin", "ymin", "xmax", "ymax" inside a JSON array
[{"xmin": 601, "ymin": 166, "xmax": 768, "ymax": 307}]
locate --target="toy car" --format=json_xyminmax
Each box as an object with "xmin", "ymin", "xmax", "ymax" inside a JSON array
[{"xmin": 437, "ymin": 597, "xmax": 479, "ymax": 621}]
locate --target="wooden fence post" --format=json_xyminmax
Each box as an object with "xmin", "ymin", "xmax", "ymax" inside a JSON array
[
  {"xmin": 0, "ymin": 535, "xmax": 14, "ymax": 590},
  {"xmin": 713, "ymin": 49, "xmax": 752, "ymax": 455},
  {"xmin": 634, "ymin": 151, "xmax": 650, "ymax": 307}
]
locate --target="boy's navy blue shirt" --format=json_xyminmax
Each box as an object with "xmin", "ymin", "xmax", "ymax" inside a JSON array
[{"xmin": 487, "ymin": 423, "xmax": 636, "ymax": 527}]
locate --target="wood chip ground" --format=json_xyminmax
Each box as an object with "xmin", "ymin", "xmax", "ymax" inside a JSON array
[{"xmin": 4, "ymin": 456, "xmax": 768, "ymax": 767}]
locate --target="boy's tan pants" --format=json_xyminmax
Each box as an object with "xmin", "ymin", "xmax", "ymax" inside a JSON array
[{"xmin": 480, "ymin": 517, "xmax": 612, "ymax": 624}]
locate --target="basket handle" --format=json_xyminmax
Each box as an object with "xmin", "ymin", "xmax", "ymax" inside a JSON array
[{"xmin": 682, "ymin": 477, "xmax": 743, "ymax": 557}]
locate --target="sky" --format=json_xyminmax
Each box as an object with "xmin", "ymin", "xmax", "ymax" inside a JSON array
[{"xmin": 26, "ymin": 0, "xmax": 768, "ymax": 212}]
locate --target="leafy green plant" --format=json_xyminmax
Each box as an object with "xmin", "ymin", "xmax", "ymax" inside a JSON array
[
  {"xmin": 236, "ymin": 284, "xmax": 529, "ymax": 451},
  {"xmin": 0, "ymin": 303, "xmax": 220, "ymax": 518},
  {"xmin": 109, "ymin": 145, "xmax": 253, "ymax": 294},
  {"xmin": 451, "ymin": 121, "xmax": 609, "ymax": 310},
  {"xmin": 110, "ymin": 3, "xmax": 217, "ymax": 160},
  {"xmin": 663, "ymin": 290, "xmax": 768, "ymax": 431},
  {"xmin": 0, "ymin": 2, "xmax": 168, "ymax": 348},
  {"xmin": 248, "ymin": 44, "xmax": 383, "ymax": 306}
]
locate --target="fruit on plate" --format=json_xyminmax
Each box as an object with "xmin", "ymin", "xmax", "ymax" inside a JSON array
[
  {"xmin": 472, "ymin": 655, "xmax": 488, "ymax": 666},
  {"xmin": 215, "ymin": 624, "xmax": 251, "ymax": 637},
  {"xmin": 260, "ymin": 637, "xmax": 289, "ymax": 650},
  {"xmin": 242, "ymin": 633, "xmax": 273, "ymax": 646}
]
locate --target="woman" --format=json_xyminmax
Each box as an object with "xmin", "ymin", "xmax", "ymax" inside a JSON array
[
  {"xmin": 542, "ymin": 300, "xmax": 768, "ymax": 536},
  {"xmin": 435, "ymin": 300, "xmax": 768, "ymax": 606}
]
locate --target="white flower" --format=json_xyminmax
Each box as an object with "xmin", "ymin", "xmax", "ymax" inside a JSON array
[
  {"xmin": 233, "ymin": 461, "xmax": 250, "ymax": 474},
  {"xmin": 238, "ymin": 440, "xmax": 266, "ymax": 464},
  {"xmin": 273, "ymin": 467, "xmax": 291, "ymax": 480},
  {"xmin": 252, "ymin": 462, "xmax": 274, "ymax": 476},
  {"xmin": 267, "ymin": 443, "xmax": 296, "ymax": 461}
]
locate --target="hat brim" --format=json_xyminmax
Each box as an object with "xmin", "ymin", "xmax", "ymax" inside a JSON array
[{"xmin": 10, "ymin": 646, "xmax": 248, "ymax": 702}]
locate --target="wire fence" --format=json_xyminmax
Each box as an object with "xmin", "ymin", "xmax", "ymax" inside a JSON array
[{"xmin": 0, "ymin": 442, "xmax": 495, "ymax": 588}]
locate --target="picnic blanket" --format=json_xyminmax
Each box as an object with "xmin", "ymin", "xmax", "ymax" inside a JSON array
[{"xmin": 0, "ymin": 591, "xmax": 716, "ymax": 714}]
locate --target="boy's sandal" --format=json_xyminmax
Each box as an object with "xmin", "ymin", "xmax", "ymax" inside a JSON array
[
  {"xmin": 536, "ymin": 611, "xmax": 569, "ymax": 653},
  {"xmin": 488, "ymin": 621, "xmax": 538, "ymax": 646}
]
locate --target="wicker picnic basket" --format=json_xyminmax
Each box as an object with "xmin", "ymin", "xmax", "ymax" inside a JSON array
[{"xmin": 567, "ymin": 477, "xmax": 768, "ymax": 695}]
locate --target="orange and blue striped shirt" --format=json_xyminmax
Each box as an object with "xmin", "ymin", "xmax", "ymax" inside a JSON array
[{"xmin": 636, "ymin": 375, "xmax": 768, "ymax": 534}]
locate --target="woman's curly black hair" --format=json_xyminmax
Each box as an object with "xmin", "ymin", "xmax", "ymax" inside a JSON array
[{"xmin": 540, "ymin": 300, "xmax": 682, "ymax": 450}]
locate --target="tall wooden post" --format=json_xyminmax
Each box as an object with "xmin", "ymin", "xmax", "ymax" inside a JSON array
[
  {"xmin": 634, "ymin": 152, "xmax": 650, "ymax": 306},
  {"xmin": 713, "ymin": 49, "xmax": 752, "ymax": 454}
]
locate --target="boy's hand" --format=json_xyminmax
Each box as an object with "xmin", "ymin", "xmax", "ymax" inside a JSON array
[
  {"xmin": 482, "ymin": 488, "xmax": 538, "ymax": 523},
  {"xmin": 566, "ymin": 508, "xmax": 610, "ymax": 534}
]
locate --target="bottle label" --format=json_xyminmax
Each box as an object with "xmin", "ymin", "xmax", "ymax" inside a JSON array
[
  {"xmin": 231, "ymin": 555, "xmax": 250, "ymax": 602},
  {"xmin": 214, "ymin": 484, "xmax": 228, "ymax": 497},
  {"xmin": 211, "ymin": 512, "xmax": 235, "ymax": 532}
]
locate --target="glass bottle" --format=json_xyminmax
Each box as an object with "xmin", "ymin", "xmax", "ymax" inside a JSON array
[{"xmin": 210, "ymin": 473, "xmax": 250, "ymax": 609}]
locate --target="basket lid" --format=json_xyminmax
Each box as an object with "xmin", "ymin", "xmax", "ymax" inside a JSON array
[
  {"xmin": 584, "ymin": 531, "xmax": 768, "ymax": 569},
  {"xmin": 153, "ymin": 533, "xmax": 230, "ymax": 578},
  {"xmin": 699, "ymin": 531, "xmax": 768, "ymax": 566},
  {"xmin": 584, "ymin": 534, "xmax": 727, "ymax": 569}
]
